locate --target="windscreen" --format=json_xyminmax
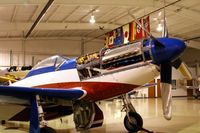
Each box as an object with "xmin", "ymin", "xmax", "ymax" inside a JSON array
[{"xmin": 32, "ymin": 55, "xmax": 68, "ymax": 70}]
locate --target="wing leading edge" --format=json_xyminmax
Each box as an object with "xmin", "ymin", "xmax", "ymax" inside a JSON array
[{"xmin": 0, "ymin": 86, "xmax": 86, "ymax": 100}]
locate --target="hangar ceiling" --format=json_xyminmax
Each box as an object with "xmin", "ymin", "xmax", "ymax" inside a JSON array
[{"xmin": 0, "ymin": 0, "xmax": 199, "ymax": 47}]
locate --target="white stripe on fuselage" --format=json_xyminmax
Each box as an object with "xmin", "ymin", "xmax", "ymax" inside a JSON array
[{"xmin": 11, "ymin": 69, "xmax": 80, "ymax": 87}]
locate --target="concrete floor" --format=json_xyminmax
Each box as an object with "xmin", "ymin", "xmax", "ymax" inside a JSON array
[{"xmin": 1, "ymin": 98, "xmax": 200, "ymax": 133}]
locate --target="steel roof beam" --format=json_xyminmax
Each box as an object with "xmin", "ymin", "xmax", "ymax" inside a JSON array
[
  {"xmin": 0, "ymin": 0, "xmax": 157, "ymax": 7},
  {"xmin": 0, "ymin": 22, "xmax": 119, "ymax": 31},
  {"xmin": 25, "ymin": 0, "xmax": 54, "ymax": 38}
]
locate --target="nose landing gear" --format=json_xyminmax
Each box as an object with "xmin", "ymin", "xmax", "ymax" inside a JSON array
[
  {"xmin": 121, "ymin": 94, "xmax": 153, "ymax": 133},
  {"xmin": 124, "ymin": 111, "xmax": 143, "ymax": 132}
]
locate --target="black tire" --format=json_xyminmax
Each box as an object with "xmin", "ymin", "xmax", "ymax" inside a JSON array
[
  {"xmin": 1, "ymin": 120, "xmax": 6, "ymax": 125},
  {"xmin": 40, "ymin": 127, "xmax": 56, "ymax": 133},
  {"xmin": 124, "ymin": 112, "xmax": 143, "ymax": 133}
]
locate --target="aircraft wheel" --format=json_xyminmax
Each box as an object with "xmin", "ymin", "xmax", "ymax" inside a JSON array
[
  {"xmin": 40, "ymin": 126, "xmax": 56, "ymax": 133},
  {"xmin": 1, "ymin": 120, "xmax": 6, "ymax": 125},
  {"xmin": 124, "ymin": 112, "xmax": 143, "ymax": 132}
]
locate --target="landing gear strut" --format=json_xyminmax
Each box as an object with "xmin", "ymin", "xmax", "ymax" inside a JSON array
[
  {"xmin": 121, "ymin": 94, "xmax": 153, "ymax": 133},
  {"xmin": 30, "ymin": 95, "xmax": 56, "ymax": 133}
]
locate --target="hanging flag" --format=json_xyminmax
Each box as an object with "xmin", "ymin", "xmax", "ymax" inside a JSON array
[
  {"xmin": 114, "ymin": 27, "xmax": 123, "ymax": 46},
  {"xmin": 112, "ymin": 30, "xmax": 116, "ymax": 45},
  {"xmin": 129, "ymin": 21, "xmax": 136, "ymax": 42},
  {"xmin": 104, "ymin": 33, "xmax": 109, "ymax": 48},
  {"xmin": 136, "ymin": 19, "xmax": 143, "ymax": 40},
  {"xmin": 143, "ymin": 16, "xmax": 150, "ymax": 38},
  {"xmin": 108, "ymin": 31, "xmax": 114, "ymax": 48},
  {"xmin": 122, "ymin": 24, "xmax": 129, "ymax": 44}
]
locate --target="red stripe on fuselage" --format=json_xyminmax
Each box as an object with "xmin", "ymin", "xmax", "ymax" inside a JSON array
[{"xmin": 35, "ymin": 82, "xmax": 139, "ymax": 101}]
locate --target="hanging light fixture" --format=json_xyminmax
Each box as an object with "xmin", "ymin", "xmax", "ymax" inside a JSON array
[
  {"xmin": 89, "ymin": 11, "xmax": 96, "ymax": 24},
  {"xmin": 90, "ymin": 15, "xmax": 95, "ymax": 24},
  {"xmin": 156, "ymin": 23, "xmax": 163, "ymax": 32},
  {"xmin": 158, "ymin": 11, "xmax": 162, "ymax": 16}
]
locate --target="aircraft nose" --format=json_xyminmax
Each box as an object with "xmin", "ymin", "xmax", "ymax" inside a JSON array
[
  {"xmin": 171, "ymin": 38, "xmax": 186, "ymax": 55},
  {"xmin": 150, "ymin": 38, "xmax": 186, "ymax": 64}
]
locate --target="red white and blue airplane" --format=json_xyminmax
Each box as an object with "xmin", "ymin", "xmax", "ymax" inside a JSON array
[
  {"xmin": 0, "ymin": 37, "xmax": 191, "ymax": 133},
  {"xmin": 0, "ymin": 17, "xmax": 192, "ymax": 133}
]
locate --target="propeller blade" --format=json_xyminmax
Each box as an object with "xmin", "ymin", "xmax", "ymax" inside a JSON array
[
  {"xmin": 172, "ymin": 59, "xmax": 192, "ymax": 80},
  {"xmin": 160, "ymin": 63, "xmax": 172, "ymax": 120},
  {"xmin": 160, "ymin": 83, "xmax": 172, "ymax": 120},
  {"xmin": 161, "ymin": 63, "xmax": 172, "ymax": 84},
  {"xmin": 160, "ymin": 59, "xmax": 192, "ymax": 120},
  {"xmin": 162, "ymin": 0, "xmax": 168, "ymax": 38},
  {"xmin": 162, "ymin": 17, "xmax": 168, "ymax": 38}
]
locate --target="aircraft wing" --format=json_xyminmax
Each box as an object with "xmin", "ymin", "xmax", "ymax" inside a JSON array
[{"xmin": 0, "ymin": 86, "xmax": 86, "ymax": 100}]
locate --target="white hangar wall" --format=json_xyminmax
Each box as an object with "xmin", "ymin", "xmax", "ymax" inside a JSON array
[
  {"xmin": 136, "ymin": 67, "xmax": 196, "ymax": 97},
  {"xmin": 0, "ymin": 40, "xmax": 23, "ymax": 67},
  {"xmin": 0, "ymin": 37, "xmax": 104, "ymax": 67}
]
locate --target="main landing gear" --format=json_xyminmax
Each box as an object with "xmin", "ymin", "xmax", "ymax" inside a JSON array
[
  {"xmin": 30, "ymin": 95, "xmax": 56, "ymax": 133},
  {"xmin": 121, "ymin": 94, "xmax": 153, "ymax": 133}
]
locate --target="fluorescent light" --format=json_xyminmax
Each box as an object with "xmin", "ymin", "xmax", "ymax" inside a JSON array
[
  {"xmin": 156, "ymin": 23, "xmax": 163, "ymax": 32},
  {"xmin": 153, "ymin": 17, "xmax": 158, "ymax": 21},
  {"xmin": 158, "ymin": 11, "xmax": 162, "ymax": 16},
  {"xmin": 89, "ymin": 15, "xmax": 95, "ymax": 24}
]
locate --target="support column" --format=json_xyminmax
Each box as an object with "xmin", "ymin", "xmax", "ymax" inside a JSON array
[
  {"xmin": 22, "ymin": 38, "xmax": 26, "ymax": 66},
  {"xmin": 32, "ymin": 56, "xmax": 35, "ymax": 66},
  {"xmin": 196, "ymin": 62, "xmax": 200, "ymax": 77},
  {"xmin": 9, "ymin": 50, "xmax": 13, "ymax": 67},
  {"xmin": 81, "ymin": 38, "xmax": 85, "ymax": 56}
]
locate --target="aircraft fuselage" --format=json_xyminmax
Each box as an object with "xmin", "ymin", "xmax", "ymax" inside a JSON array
[{"xmin": 0, "ymin": 37, "xmax": 186, "ymax": 121}]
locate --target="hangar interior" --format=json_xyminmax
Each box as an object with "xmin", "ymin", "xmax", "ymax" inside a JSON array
[{"xmin": 0, "ymin": 0, "xmax": 200, "ymax": 133}]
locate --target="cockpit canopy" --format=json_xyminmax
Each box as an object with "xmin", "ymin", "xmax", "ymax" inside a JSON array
[
  {"xmin": 32, "ymin": 55, "xmax": 68, "ymax": 70},
  {"xmin": 26, "ymin": 55, "xmax": 76, "ymax": 78}
]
